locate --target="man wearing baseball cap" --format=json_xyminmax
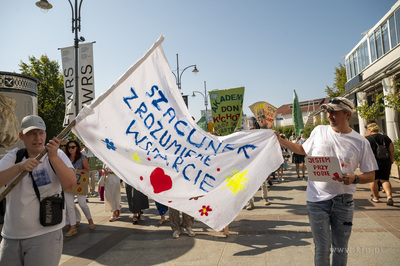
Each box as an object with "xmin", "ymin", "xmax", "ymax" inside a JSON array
[
  {"xmin": 275, "ymin": 97, "xmax": 378, "ymax": 265},
  {"xmin": 321, "ymin": 97, "xmax": 355, "ymax": 113},
  {"xmin": 0, "ymin": 115, "xmax": 76, "ymax": 265}
]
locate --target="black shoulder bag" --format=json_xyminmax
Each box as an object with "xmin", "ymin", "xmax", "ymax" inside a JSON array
[{"xmin": 16, "ymin": 148, "xmax": 65, "ymax": 227}]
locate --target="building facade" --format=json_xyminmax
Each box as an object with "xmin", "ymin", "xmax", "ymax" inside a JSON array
[{"xmin": 343, "ymin": 1, "xmax": 400, "ymax": 141}]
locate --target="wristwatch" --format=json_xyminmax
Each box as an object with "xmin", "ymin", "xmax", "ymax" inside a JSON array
[{"xmin": 353, "ymin": 175, "xmax": 359, "ymax": 184}]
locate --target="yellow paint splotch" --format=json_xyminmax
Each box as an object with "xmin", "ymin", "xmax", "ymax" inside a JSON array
[{"xmin": 221, "ymin": 169, "xmax": 249, "ymax": 194}]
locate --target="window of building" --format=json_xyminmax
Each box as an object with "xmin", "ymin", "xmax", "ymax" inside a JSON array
[
  {"xmin": 363, "ymin": 40, "xmax": 370, "ymax": 68},
  {"xmin": 389, "ymin": 15, "xmax": 398, "ymax": 48},
  {"xmin": 356, "ymin": 40, "xmax": 369, "ymax": 71},
  {"xmin": 375, "ymin": 27, "xmax": 383, "ymax": 58},
  {"xmin": 357, "ymin": 48, "xmax": 363, "ymax": 71},
  {"xmin": 369, "ymin": 34, "xmax": 377, "ymax": 62},
  {"xmin": 396, "ymin": 8, "xmax": 400, "ymax": 46},
  {"xmin": 349, "ymin": 54, "xmax": 355, "ymax": 78},
  {"xmin": 382, "ymin": 22, "xmax": 390, "ymax": 53},
  {"xmin": 353, "ymin": 53, "xmax": 359, "ymax": 75},
  {"xmin": 346, "ymin": 58, "xmax": 351, "ymax": 80}
]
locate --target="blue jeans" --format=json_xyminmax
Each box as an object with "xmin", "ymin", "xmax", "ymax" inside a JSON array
[{"xmin": 307, "ymin": 194, "xmax": 354, "ymax": 266}]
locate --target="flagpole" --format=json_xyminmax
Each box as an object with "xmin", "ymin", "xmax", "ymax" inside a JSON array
[{"xmin": 0, "ymin": 120, "xmax": 76, "ymax": 201}]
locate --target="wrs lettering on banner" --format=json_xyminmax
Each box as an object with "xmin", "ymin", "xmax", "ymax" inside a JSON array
[
  {"xmin": 248, "ymin": 101, "xmax": 277, "ymax": 129},
  {"xmin": 209, "ymin": 87, "xmax": 244, "ymax": 136},
  {"xmin": 61, "ymin": 43, "xmax": 95, "ymax": 127}
]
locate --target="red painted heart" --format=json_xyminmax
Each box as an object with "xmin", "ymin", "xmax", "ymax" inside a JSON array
[
  {"xmin": 332, "ymin": 172, "xmax": 343, "ymax": 182},
  {"xmin": 150, "ymin": 167, "xmax": 173, "ymax": 194},
  {"xmin": 333, "ymin": 172, "xmax": 339, "ymax": 178}
]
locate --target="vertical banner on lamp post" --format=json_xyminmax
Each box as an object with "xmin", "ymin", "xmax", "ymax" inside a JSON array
[
  {"xmin": 61, "ymin": 43, "xmax": 95, "ymax": 127},
  {"xmin": 248, "ymin": 101, "xmax": 277, "ymax": 129},
  {"xmin": 61, "ymin": 46, "xmax": 75, "ymax": 127},
  {"xmin": 78, "ymin": 43, "xmax": 95, "ymax": 109},
  {"xmin": 209, "ymin": 87, "xmax": 244, "ymax": 136}
]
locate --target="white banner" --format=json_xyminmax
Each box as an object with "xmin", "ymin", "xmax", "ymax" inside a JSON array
[
  {"xmin": 78, "ymin": 43, "xmax": 95, "ymax": 108},
  {"xmin": 72, "ymin": 35, "xmax": 283, "ymax": 231},
  {"xmin": 61, "ymin": 43, "xmax": 95, "ymax": 127},
  {"xmin": 61, "ymin": 46, "xmax": 75, "ymax": 126}
]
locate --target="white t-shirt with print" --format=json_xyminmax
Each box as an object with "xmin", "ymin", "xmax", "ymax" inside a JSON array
[
  {"xmin": 302, "ymin": 125, "xmax": 378, "ymax": 202},
  {"xmin": 0, "ymin": 148, "xmax": 74, "ymax": 239}
]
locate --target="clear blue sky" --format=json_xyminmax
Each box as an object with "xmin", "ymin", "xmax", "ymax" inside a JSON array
[{"xmin": 1, "ymin": 0, "xmax": 397, "ymax": 121}]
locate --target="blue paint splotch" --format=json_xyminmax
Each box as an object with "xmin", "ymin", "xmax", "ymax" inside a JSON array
[{"xmin": 102, "ymin": 138, "xmax": 117, "ymax": 151}]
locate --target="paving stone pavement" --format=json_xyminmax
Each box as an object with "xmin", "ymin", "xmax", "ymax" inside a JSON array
[{"xmin": 56, "ymin": 163, "xmax": 400, "ymax": 265}]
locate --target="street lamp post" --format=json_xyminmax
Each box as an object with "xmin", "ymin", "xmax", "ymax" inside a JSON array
[
  {"xmin": 192, "ymin": 81, "xmax": 209, "ymax": 122},
  {"xmin": 36, "ymin": 0, "xmax": 85, "ymax": 116},
  {"xmin": 172, "ymin": 53, "xmax": 199, "ymax": 92}
]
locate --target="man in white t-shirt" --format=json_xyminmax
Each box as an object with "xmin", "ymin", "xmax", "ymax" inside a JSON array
[
  {"xmin": 0, "ymin": 115, "xmax": 76, "ymax": 265},
  {"xmin": 275, "ymin": 97, "xmax": 377, "ymax": 266}
]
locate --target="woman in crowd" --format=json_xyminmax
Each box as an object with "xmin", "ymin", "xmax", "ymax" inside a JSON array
[
  {"xmin": 293, "ymin": 134, "xmax": 306, "ymax": 180},
  {"xmin": 365, "ymin": 123, "xmax": 395, "ymax": 206},
  {"xmin": 125, "ymin": 183, "xmax": 149, "ymax": 224},
  {"xmin": 65, "ymin": 140, "xmax": 95, "ymax": 237},
  {"xmin": 102, "ymin": 164, "xmax": 121, "ymax": 221},
  {"xmin": 60, "ymin": 139, "xmax": 82, "ymax": 230},
  {"xmin": 97, "ymin": 171, "xmax": 105, "ymax": 201}
]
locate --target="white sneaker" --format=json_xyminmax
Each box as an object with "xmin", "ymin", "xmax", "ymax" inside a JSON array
[
  {"xmin": 184, "ymin": 227, "xmax": 195, "ymax": 237},
  {"xmin": 172, "ymin": 230, "xmax": 180, "ymax": 239},
  {"xmin": 246, "ymin": 202, "xmax": 254, "ymax": 210}
]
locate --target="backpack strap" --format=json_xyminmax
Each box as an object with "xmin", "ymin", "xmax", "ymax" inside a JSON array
[
  {"xmin": 372, "ymin": 135, "xmax": 379, "ymax": 147},
  {"xmin": 14, "ymin": 148, "xmax": 41, "ymax": 201},
  {"xmin": 373, "ymin": 134, "xmax": 386, "ymax": 147},
  {"xmin": 29, "ymin": 171, "xmax": 41, "ymax": 202},
  {"xmin": 15, "ymin": 148, "xmax": 28, "ymax": 164}
]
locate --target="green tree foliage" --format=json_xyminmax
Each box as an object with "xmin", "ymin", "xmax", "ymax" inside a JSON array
[
  {"xmin": 356, "ymin": 92, "xmax": 385, "ymax": 121},
  {"xmin": 273, "ymin": 125, "xmax": 315, "ymax": 139},
  {"xmin": 19, "ymin": 55, "xmax": 65, "ymax": 141},
  {"xmin": 325, "ymin": 63, "xmax": 347, "ymax": 98},
  {"xmin": 384, "ymin": 82, "xmax": 400, "ymax": 112},
  {"xmin": 300, "ymin": 116, "xmax": 330, "ymax": 139},
  {"xmin": 272, "ymin": 125, "xmax": 294, "ymax": 139},
  {"xmin": 356, "ymin": 83, "xmax": 399, "ymax": 121}
]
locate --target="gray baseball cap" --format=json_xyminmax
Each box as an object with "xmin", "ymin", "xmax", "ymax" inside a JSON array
[
  {"xmin": 21, "ymin": 115, "xmax": 46, "ymax": 134},
  {"xmin": 321, "ymin": 97, "xmax": 354, "ymax": 112}
]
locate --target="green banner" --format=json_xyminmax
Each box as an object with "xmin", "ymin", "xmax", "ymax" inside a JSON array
[
  {"xmin": 196, "ymin": 113, "xmax": 208, "ymax": 132},
  {"xmin": 209, "ymin": 87, "xmax": 244, "ymax": 136},
  {"xmin": 292, "ymin": 90, "xmax": 304, "ymax": 137}
]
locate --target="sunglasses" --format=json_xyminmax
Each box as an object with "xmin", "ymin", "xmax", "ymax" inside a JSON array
[
  {"xmin": 60, "ymin": 145, "xmax": 66, "ymax": 148},
  {"xmin": 67, "ymin": 146, "xmax": 77, "ymax": 149},
  {"xmin": 328, "ymin": 98, "xmax": 353, "ymax": 109}
]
